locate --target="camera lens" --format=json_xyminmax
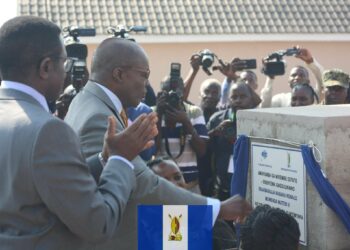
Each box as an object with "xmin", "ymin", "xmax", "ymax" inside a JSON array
[
  {"xmin": 202, "ymin": 55, "xmax": 213, "ymax": 68},
  {"xmin": 166, "ymin": 90, "xmax": 180, "ymax": 107},
  {"xmin": 200, "ymin": 49, "xmax": 214, "ymax": 68}
]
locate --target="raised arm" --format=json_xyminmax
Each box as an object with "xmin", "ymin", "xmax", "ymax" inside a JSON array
[
  {"xmin": 259, "ymin": 76, "xmax": 275, "ymax": 108},
  {"xmin": 183, "ymin": 54, "xmax": 201, "ymax": 101},
  {"xmin": 295, "ymin": 47, "xmax": 324, "ymax": 99}
]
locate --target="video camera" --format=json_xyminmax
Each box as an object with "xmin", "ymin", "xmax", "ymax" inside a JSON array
[
  {"xmin": 262, "ymin": 47, "xmax": 300, "ymax": 76},
  {"xmin": 63, "ymin": 26, "xmax": 96, "ymax": 91},
  {"xmin": 107, "ymin": 25, "xmax": 147, "ymax": 41}
]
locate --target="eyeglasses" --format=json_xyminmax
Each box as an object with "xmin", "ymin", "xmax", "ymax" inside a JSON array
[
  {"xmin": 121, "ymin": 66, "xmax": 151, "ymax": 79},
  {"xmin": 133, "ymin": 68, "xmax": 151, "ymax": 79}
]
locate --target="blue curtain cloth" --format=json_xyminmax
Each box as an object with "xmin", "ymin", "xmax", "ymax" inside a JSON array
[
  {"xmin": 229, "ymin": 136, "xmax": 350, "ymax": 233},
  {"xmin": 301, "ymin": 145, "xmax": 350, "ymax": 233}
]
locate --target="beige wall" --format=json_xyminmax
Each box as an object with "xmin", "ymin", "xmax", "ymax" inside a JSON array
[{"xmin": 87, "ymin": 41, "xmax": 350, "ymax": 106}]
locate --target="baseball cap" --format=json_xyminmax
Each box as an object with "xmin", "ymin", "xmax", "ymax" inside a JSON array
[{"xmin": 322, "ymin": 69, "xmax": 349, "ymax": 88}]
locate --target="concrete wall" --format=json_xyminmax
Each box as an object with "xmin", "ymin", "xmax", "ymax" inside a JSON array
[
  {"xmin": 86, "ymin": 40, "xmax": 350, "ymax": 105},
  {"xmin": 237, "ymin": 105, "xmax": 350, "ymax": 250}
]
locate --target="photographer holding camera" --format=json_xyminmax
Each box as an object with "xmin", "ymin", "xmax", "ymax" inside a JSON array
[
  {"xmin": 154, "ymin": 64, "xmax": 208, "ymax": 193},
  {"xmin": 208, "ymin": 81, "xmax": 261, "ymax": 200},
  {"xmin": 180, "ymin": 52, "xmax": 222, "ymax": 196},
  {"xmin": 182, "ymin": 50, "xmax": 217, "ymax": 100},
  {"xmin": 217, "ymin": 58, "xmax": 259, "ymax": 109},
  {"xmin": 181, "ymin": 52, "xmax": 221, "ymax": 123},
  {"xmin": 55, "ymin": 27, "xmax": 93, "ymax": 119},
  {"xmin": 260, "ymin": 46, "xmax": 323, "ymax": 108}
]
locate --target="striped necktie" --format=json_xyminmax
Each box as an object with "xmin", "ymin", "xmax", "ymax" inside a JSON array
[{"xmin": 120, "ymin": 109, "xmax": 128, "ymax": 127}]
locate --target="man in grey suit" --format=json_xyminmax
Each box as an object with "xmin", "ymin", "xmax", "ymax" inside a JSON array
[
  {"xmin": 0, "ymin": 16, "xmax": 157, "ymax": 250},
  {"xmin": 65, "ymin": 38, "xmax": 252, "ymax": 249}
]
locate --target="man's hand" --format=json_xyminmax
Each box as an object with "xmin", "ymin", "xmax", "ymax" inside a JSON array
[
  {"xmin": 208, "ymin": 120, "xmax": 233, "ymax": 137},
  {"xmin": 102, "ymin": 113, "xmax": 158, "ymax": 161},
  {"xmin": 156, "ymin": 91, "xmax": 168, "ymax": 116},
  {"xmin": 230, "ymin": 58, "xmax": 248, "ymax": 72},
  {"xmin": 218, "ymin": 195, "xmax": 252, "ymax": 221},
  {"xmin": 215, "ymin": 60, "xmax": 237, "ymax": 80},
  {"xmin": 190, "ymin": 54, "xmax": 201, "ymax": 72},
  {"xmin": 295, "ymin": 46, "xmax": 314, "ymax": 64},
  {"xmin": 214, "ymin": 58, "xmax": 244, "ymax": 81},
  {"xmin": 165, "ymin": 106, "xmax": 190, "ymax": 126}
]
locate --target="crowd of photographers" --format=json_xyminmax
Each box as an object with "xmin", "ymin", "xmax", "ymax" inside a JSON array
[{"xmin": 33, "ymin": 25, "xmax": 348, "ymax": 250}]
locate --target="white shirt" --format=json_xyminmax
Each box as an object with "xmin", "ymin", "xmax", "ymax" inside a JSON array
[
  {"xmin": 95, "ymin": 82, "xmax": 221, "ymax": 225},
  {"xmin": 1, "ymin": 80, "xmax": 133, "ymax": 169},
  {"xmin": 96, "ymin": 83, "xmax": 123, "ymax": 114}
]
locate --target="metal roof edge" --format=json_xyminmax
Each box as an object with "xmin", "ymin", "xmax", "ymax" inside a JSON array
[{"xmin": 81, "ymin": 34, "xmax": 350, "ymax": 44}]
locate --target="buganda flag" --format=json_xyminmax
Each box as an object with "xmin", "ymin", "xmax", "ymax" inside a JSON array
[{"xmin": 138, "ymin": 205, "xmax": 212, "ymax": 250}]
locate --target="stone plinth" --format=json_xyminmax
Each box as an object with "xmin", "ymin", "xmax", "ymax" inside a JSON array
[{"xmin": 237, "ymin": 105, "xmax": 350, "ymax": 250}]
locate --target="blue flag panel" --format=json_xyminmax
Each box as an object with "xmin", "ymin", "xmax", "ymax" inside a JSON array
[{"xmin": 138, "ymin": 205, "xmax": 212, "ymax": 250}]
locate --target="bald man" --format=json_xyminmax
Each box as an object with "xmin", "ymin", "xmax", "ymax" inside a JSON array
[{"xmin": 65, "ymin": 38, "xmax": 251, "ymax": 250}]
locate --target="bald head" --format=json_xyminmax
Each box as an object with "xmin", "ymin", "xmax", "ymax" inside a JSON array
[
  {"xmin": 90, "ymin": 38, "xmax": 150, "ymax": 108},
  {"xmin": 288, "ymin": 66, "xmax": 310, "ymax": 88},
  {"xmin": 90, "ymin": 38, "xmax": 148, "ymax": 84}
]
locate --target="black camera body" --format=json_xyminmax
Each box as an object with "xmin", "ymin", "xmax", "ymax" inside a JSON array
[
  {"xmin": 70, "ymin": 59, "xmax": 87, "ymax": 91},
  {"xmin": 169, "ymin": 63, "xmax": 181, "ymax": 87},
  {"xmin": 200, "ymin": 49, "xmax": 214, "ymax": 68},
  {"xmin": 64, "ymin": 39, "xmax": 88, "ymax": 63},
  {"xmin": 165, "ymin": 63, "xmax": 182, "ymax": 107},
  {"xmin": 165, "ymin": 90, "xmax": 181, "ymax": 107},
  {"xmin": 63, "ymin": 26, "xmax": 96, "ymax": 59},
  {"xmin": 199, "ymin": 49, "xmax": 215, "ymax": 75},
  {"xmin": 263, "ymin": 61, "xmax": 286, "ymax": 76},
  {"xmin": 63, "ymin": 26, "xmax": 95, "ymax": 92},
  {"xmin": 262, "ymin": 48, "xmax": 300, "ymax": 76}
]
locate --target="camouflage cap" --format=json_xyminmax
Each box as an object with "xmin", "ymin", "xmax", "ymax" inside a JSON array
[{"xmin": 322, "ymin": 69, "xmax": 349, "ymax": 88}]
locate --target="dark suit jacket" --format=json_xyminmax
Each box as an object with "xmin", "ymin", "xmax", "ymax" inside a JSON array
[
  {"xmin": 207, "ymin": 109, "xmax": 236, "ymax": 200},
  {"xmin": 0, "ymin": 88, "xmax": 135, "ymax": 250},
  {"xmin": 65, "ymin": 81, "xmax": 207, "ymax": 250}
]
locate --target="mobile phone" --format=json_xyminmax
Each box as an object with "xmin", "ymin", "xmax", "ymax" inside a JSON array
[{"xmin": 235, "ymin": 59, "xmax": 257, "ymax": 70}]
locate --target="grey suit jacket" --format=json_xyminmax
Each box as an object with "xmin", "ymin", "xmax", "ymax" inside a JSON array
[
  {"xmin": 65, "ymin": 81, "xmax": 207, "ymax": 250},
  {"xmin": 0, "ymin": 88, "xmax": 136, "ymax": 250}
]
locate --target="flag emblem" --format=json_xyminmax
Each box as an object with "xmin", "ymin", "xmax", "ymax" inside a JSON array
[{"xmin": 169, "ymin": 214, "xmax": 182, "ymax": 241}]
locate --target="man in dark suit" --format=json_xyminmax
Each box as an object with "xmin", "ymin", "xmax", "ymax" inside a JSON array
[
  {"xmin": 65, "ymin": 38, "xmax": 252, "ymax": 250},
  {"xmin": 0, "ymin": 16, "xmax": 157, "ymax": 250}
]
